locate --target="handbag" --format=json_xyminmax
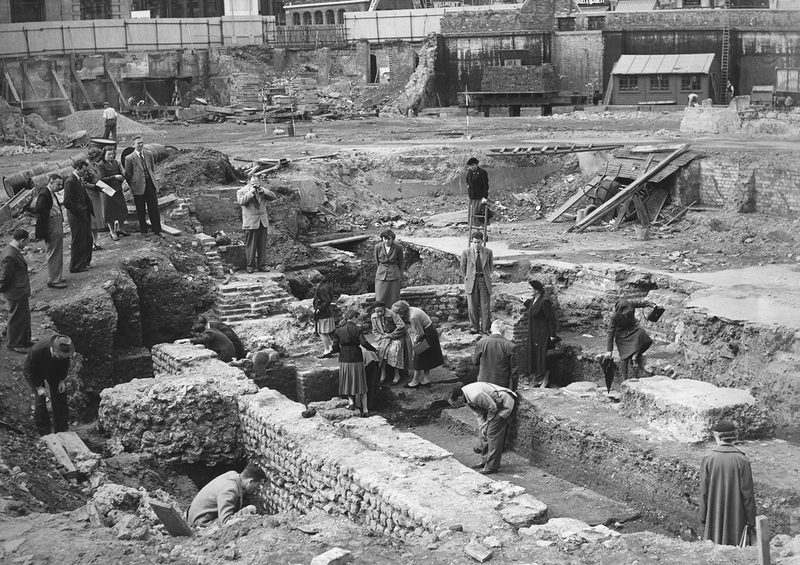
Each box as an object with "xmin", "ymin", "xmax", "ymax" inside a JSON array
[
  {"xmin": 646, "ymin": 306, "xmax": 665, "ymax": 323},
  {"xmin": 738, "ymin": 525, "xmax": 749, "ymax": 548},
  {"xmin": 413, "ymin": 339, "xmax": 430, "ymax": 355}
]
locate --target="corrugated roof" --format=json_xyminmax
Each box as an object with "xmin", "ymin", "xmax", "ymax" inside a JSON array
[
  {"xmin": 612, "ymin": 53, "xmax": 715, "ymax": 75},
  {"xmin": 614, "ymin": 0, "xmax": 658, "ymax": 11},
  {"xmin": 605, "ymin": 150, "xmax": 700, "ymax": 183}
]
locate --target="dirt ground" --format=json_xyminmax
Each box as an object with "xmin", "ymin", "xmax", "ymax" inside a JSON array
[{"xmin": 1, "ymin": 108, "xmax": 799, "ymax": 564}]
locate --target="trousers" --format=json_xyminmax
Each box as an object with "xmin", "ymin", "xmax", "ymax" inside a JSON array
[
  {"xmin": 134, "ymin": 177, "xmax": 162, "ymax": 234},
  {"xmin": 479, "ymin": 414, "xmax": 510, "ymax": 472},
  {"xmin": 467, "ymin": 275, "xmax": 491, "ymax": 333},
  {"xmin": 244, "ymin": 226, "xmax": 268, "ymax": 270},
  {"xmin": 6, "ymin": 297, "xmax": 31, "ymax": 347},
  {"xmin": 32, "ymin": 381, "xmax": 69, "ymax": 436},
  {"xmin": 45, "ymin": 214, "xmax": 64, "ymax": 283}
]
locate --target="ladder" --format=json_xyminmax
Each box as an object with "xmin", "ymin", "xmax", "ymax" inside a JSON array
[
  {"xmin": 468, "ymin": 200, "xmax": 489, "ymax": 243},
  {"xmin": 720, "ymin": 1, "xmax": 731, "ymax": 103}
]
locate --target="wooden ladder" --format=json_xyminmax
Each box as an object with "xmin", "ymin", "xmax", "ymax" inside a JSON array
[
  {"xmin": 468, "ymin": 200, "xmax": 489, "ymax": 243},
  {"xmin": 720, "ymin": 1, "xmax": 731, "ymax": 103}
]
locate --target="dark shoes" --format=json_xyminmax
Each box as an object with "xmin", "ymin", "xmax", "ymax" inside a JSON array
[
  {"xmin": 155, "ymin": 232, "xmax": 166, "ymax": 239},
  {"xmin": 117, "ymin": 230, "xmax": 130, "ymax": 237},
  {"xmin": 47, "ymin": 282, "xmax": 67, "ymax": 289},
  {"xmin": 469, "ymin": 329, "xmax": 481, "ymax": 335},
  {"xmin": 316, "ymin": 351, "xmax": 333, "ymax": 359},
  {"xmin": 471, "ymin": 462, "xmax": 485, "ymax": 469},
  {"xmin": 6, "ymin": 345, "xmax": 29, "ymax": 353},
  {"xmin": 246, "ymin": 267, "xmax": 255, "ymax": 274},
  {"xmin": 479, "ymin": 468, "xmax": 498, "ymax": 475},
  {"xmin": 404, "ymin": 382, "xmax": 420, "ymax": 389}
]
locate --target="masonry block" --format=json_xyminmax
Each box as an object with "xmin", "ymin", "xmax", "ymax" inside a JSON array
[{"xmin": 620, "ymin": 375, "xmax": 775, "ymax": 442}]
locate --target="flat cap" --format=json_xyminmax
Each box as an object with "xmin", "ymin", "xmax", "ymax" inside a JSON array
[{"xmin": 712, "ymin": 420, "xmax": 737, "ymax": 433}]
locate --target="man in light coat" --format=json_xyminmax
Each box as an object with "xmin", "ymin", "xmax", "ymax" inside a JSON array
[
  {"xmin": 187, "ymin": 463, "xmax": 266, "ymax": 528},
  {"xmin": 448, "ymin": 381, "xmax": 516, "ymax": 475},
  {"xmin": 460, "ymin": 231, "xmax": 493, "ymax": 334},
  {"xmin": 0, "ymin": 229, "xmax": 33, "ymax": 352},
  {"xmin": 236, "ymin": 178, "xmax": 276, "ymax": 273},
  {"xmin": 124, "ymin": 136, "xmax": 164, "ymax": 238},
  {"xmin": 34, "ymin": 174, "xmax": 67, "ymax": 288}
]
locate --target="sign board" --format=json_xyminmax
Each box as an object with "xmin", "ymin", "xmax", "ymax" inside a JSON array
[{"xmin": 131, "ymin": 9, "xmax": 152, "ymax": 17}]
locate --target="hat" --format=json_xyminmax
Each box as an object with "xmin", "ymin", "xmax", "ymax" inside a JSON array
[
  {"xmin": 371, "ymin": 301, "xmax": 385, "ymax": 310},
  {"xmin": 712, "ymin": 421, "xmax": 737, "ymax": 433},
  {"xmin": 467, "ymin": 157, "xmax": 479, "ymax": 166},
  {"xmin": 529, "ymin": 280, "xmax": 545, "ymax": 292},
  {"xmin": 103, "ymin": 102, "xmax": 109, "ymax": 107},
  {"xmin": 50, "ymin": 335, "xmax": 75, "ymax": 358}
]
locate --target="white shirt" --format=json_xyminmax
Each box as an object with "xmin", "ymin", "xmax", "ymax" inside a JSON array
[{"xmin": 103, "ymin": 107, "xmax": 117, "ymax": 120}]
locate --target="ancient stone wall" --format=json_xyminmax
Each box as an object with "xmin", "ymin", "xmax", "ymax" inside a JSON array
[{"xmin": 239, "ymin": 388, "xmax": 547, "ymax": 538}]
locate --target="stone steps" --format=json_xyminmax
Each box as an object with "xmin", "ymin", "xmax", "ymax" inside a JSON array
[{"xmin": 216, "ymin": 278, "xmax": 295, "ymax": 323}]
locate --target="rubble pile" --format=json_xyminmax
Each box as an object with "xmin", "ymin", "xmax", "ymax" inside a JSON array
[
  {"xmin": 0, "ymin": 95, "xmax": 65, "ymax": 147},
  {"xmin": 58, "ymin": 109, "xmax": 153, "ymax": 137},
  {"xmin": 156, "ymin": 147, "xmax": 240, "ymax": 192}
]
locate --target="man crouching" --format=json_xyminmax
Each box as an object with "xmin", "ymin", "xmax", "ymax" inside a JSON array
[{"xmin": 187, "ymin": 463, "xmax": 266, "ymax": 528}]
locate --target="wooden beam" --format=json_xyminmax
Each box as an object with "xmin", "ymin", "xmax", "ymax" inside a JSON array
[
  {"xmin": 69, "ymin": 54, "xmax": 95, "ymax": 110},
  {"xmin": 632, "ymin": 194, "xmax": 650, "ymax": 227},
  {"xmin": 106, "ymin": 70, "xmax": 129, "ymax": 111},
  {"xmin": 3, "ymin": 71, "xmax": 21, "ymax": 103},
  {"xmin": 756, "ymin": 516, "xmax": 770, "ymax": 565},
  {"xmin": 309, "ymin": 234, "xmax": 370, "ymax": 248},
  {"xmin": 20, "ymin": 62, "xmax": 38, "ymax": 101},
  {"xmin": 567, "ymin": 144, "xmax": 689, "ymax": 234},
  {"xmin": 50, "ymin": 66, "xmax": 76, "ymax": 114},
  {"xmin": 546, "ymin": 176, "xmax": 599, "ymax": 222},
  {"xmin": 42, "ymin": 434, "xmax": 78, "ymax": 479},
  {"xmin": 145, "ymin": 90, "xmax": 159, "ymax": 106}
]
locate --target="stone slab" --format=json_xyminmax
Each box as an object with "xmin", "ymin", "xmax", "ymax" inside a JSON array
[
  {"xmin": 620, "ymin": 375, "xmax": 774, "ymax": 442},
  {"xmin": 148, "ymin": 500, "xmax": 193, "ymax": 537},
  {"xmin": 41, "ymin": 434, "xmax": 77, "ymax": 479},
  {"xmin": 55, "ymin": 431, "xmax": 100, "ymax": 475},
  {"xmin": 464, "ymin": 540, "xmax": 493, "ymax": 562},
  {"xmin": 337, "ymin": 417, "xmax": 452, "ymax": 462},
  {"xmin": 310, "ymin": 547, "xmax": 351, "ymax": 565}
]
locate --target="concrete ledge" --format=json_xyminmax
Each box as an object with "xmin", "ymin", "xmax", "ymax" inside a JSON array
[{"xmin": 620, "ymin": 376, "xmax": 775, "ymax": 442}]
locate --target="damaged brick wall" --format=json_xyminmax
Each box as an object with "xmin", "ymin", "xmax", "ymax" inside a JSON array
[{"xmin": 698, "ymin": 158, "xmax": 800, "ymax": 215}]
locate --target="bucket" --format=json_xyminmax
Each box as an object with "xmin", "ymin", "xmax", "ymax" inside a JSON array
[
  {"xmin": 634, "ymin": 225, "xmax": 650, "ymax": 241},
  {"xmin": 576, "ymin": 208, "xmax": 587, "ymax": 222}
]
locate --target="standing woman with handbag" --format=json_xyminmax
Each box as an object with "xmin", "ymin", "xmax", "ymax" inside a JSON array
[
  {"xmin": 391, "ymin": 300, "xmax": 444, "ymax": 389},
  {"xmin": 332, "ymin": 309, "xmax": 377, "ymax": 417},
  {"xmin": 523, "ymin": 280, "xmax": 559, "ymax": 388},
  {"xmin": 603, "ymin": 297, "xmax": 657, "ymax": 382},
  {"xmin": 374, "ymin": 229, "xmax": 404, "ymax": 307}
]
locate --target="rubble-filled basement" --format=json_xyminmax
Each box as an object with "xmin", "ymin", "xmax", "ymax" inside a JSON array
[{"xmin": 2, "ymin": 51, "xmax": 800, "ymax": 564}]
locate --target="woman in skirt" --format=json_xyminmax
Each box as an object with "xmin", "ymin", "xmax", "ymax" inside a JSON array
[
  {"xmin": 333, "ymin": 309, "xmax": 377, "ymax": 417},
  {"xmin": 370, "ymin": 300, "xmax": 409, "ymax": 385},
  {"xmin": 311, "ymin": 272, "xmax": 335, "ymax": 358},
  {"xmin": 604, "ymin": 297, "xmax": 657, "ymax": 382},
  {"xmin": 391, "ymin": 300, "xmax": 444, "ymax": 389},
  {"xmin": 97, "ymin": 145, "xmax": 130, "ymax": 241},
  {"xmin": 374, "ymin": 229, "xmax": 403, "ymax": 307}
]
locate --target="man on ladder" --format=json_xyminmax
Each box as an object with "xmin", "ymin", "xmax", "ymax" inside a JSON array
[{"xmin": 466, "ymin": 157, "xmax": 491, "ymax": 241}]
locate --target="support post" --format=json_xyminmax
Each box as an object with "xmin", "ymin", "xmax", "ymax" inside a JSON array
[{"xmin": 756, "ymin": 515, "xmax": 770, "ymax": 565}]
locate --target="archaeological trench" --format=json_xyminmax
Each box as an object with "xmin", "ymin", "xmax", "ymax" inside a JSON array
[{"xmin": 6, "ymin": 144, "xmax": 800, "ymax": 560}]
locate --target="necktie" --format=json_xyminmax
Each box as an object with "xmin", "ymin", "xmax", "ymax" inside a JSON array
[{"xmin": 476, "ymin": 248, "xmax": 481, "ymax": 267}]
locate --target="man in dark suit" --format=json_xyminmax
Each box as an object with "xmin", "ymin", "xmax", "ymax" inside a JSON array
[
  {"xmin": 63, "ymin": 159, "xmax": 93, "ymax": 273},
  {"xmin": 466, "ymin": 157, "xmax": 490, "ymax": 226},
  {"xmin": 473, "ymin": 320, "xmax": 518, "ymax": 390},
  {"xmin": 34, "ymin": 173, "xmax": 67, "ymax": 289},
  {"xmin": 23, "ymin": 334, "xmax": 75, "ymax": 435},
  {"xmin": 124, "ymin": 136, "xmax": 164, "ymax": 238},
  {"xmin": 0, "ymin": 229, "xmax": 33, "ymax": 352},
  {"xmin": 195, "ymin": 314, "xmax": 246, "ymax": 359},
  {"xmin": 460, "ymin": 231, "xmax": 493, "ymax": 335},
  {"xmin": 176, "ymin": 318, "xmax": 236, "ymax": 362}
]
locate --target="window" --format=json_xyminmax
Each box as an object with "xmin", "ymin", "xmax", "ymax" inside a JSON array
[
  {"xmin": 303, "ymin": 11, "xmax": 312, "ymax": 24},
  {"xmin": 292, "ymin": 12, "xmax": 301, "ymax": 24},
  {"xmin": 557, "ymin": 17, "xmax": 575, "ymax": 31},
  {"xmin": 504, "ymin": 59, "xmax": 522, "ymax": 67},
  {"xmin": 587, "ymin": 16, "xmax": 604, "ymax": 30},
  {"xmin": 11, "ymin": 0, "xmax": 43, "ymax": 22},
  {"xmin": 650, "ymin": 75, "xmax": 670, "ymax": 91},
  {"xmin": 681, "ymin": 75, "xmax": 701, "ymax": 91},
  {"xmin": 326, "ymin": 9, "xmax": 335, "ymax": 23},
  {"xmin": 338, "ymin": 9, "xmax": 346, "ymax": 23},
  {"xmin": 81, "ymin": 0, "xmax": 109, "ymax": 19},
  {"xmin": 314, "ymin": 10, "xmax": 323, "ymax": 23},
  {"xmin": 619, "ymin": 76, "xmax": 638, "ymax": 92}
]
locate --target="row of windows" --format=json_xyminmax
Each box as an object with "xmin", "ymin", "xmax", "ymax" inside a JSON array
[
  {"xmin": 557, "ymin": 16, "xmax": 605, "ymax": 31},
  {"xmin": 290, "ymin": 8, "xmax": 346, "ymax": 25},
  {"xmin": 619, "ymin": 75, "xmax": 703, "ymax": 92}
]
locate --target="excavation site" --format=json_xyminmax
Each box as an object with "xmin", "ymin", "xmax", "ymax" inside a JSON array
[{"xmin": 1, "ymin": 47, "xmax": 800, "ymax": 565}]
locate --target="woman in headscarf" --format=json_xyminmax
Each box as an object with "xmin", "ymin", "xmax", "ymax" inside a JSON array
[
  {"xmin": 370, "ymin": 300, "xmax": 408, "ymax": 385},
  {"xmin": 84, "ymin": 146, "xmax": 106, "ymax": 250},
  {"xmin": 332, "ymin": 309, "xmax": 377, "ymax": 417},
  {"xmin": 374, "ymin": 229, "xmax": 403, "ymax": 307},
  {"xmin": 604, "ymin": 297, "xmax": 656, "ymax": 382},
  {"xmin": 523, "ymin": 280, "xmax": 558, "ymax": 388},
  {"xmin": 97, "ymin": 145, "xmax": 129, "ymax": 241},
  {"xmin": 391, "ymin": 300, "xmax": 444, "ymax": 389},
  {"xmin": 311, "ymin": 272, "xmax": 335, "ymax": 358}
]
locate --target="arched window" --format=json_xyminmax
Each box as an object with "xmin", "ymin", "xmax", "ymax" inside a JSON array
[
  {"xmin": 325, "ymin": 9, "xmax": 335, "ymax": 23},
  {"xmin": 303, "ymin": 11, "xmax": 312, "ymax": 24},
  {"xmin": 337, "ymin": 8, "xmax": 345, "ymax": 23},
  {"xmin": 292, "ymin": 12, "xmax": 300, "ymax": 24},
  {"xmin": 314, "ymin": 10, "xmax": 323, "ymax": 24}
]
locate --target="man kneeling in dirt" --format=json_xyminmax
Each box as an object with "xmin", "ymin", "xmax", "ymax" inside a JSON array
[{"xmin": 187, "ymin": 463, "xmax": 266, "ymax": 528}]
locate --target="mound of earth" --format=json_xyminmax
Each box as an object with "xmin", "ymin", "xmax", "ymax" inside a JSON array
[
  {"xmin": 0, "ymin": 96, "xmax": 66, "ymax": 147},
  {"xmin": 58, "ymin": 109, "xmax": 153, "ymax": 137},
  {"xmin": 158, "ymin": 147, "xmax": 240, "ymax": 192}
]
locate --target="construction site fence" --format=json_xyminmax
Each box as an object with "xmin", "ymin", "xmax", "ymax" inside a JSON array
[
  {"xmin": 0, "ymin": 4, "xmax": 521, "ymax": 58},
  {"xmin": 0, "ymin": 16, "xmax": 276, "ymax": 58}
]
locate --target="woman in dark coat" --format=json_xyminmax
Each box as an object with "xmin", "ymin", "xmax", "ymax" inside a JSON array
[
  {"xmin": 332, "ymin": 309, "xmax": 377, "ymax": 417},
  {"xmin": 85, "ymin": 147, "xmax": 105, "ymax": 250},
  {"xmin": 97, "ymin": 145, "xmax": 130, "ymax": 241},
  {"xmin": 524, "ymin": 280, "xmax": 558, "ymax": 388},
  {"xmin": 311, "ymin": 272, "xmax": 335, "ymax": 358},
  {"xmin": 604, "ymin": 297, "xmax": 656, "ymax": 382},
  {"xmin": 374, "ymin": 229, "xmax": 403, "ymax": 307},
  {"xmin": 391, "ymin": 300, "xmax": 444, "ymax": 389}
]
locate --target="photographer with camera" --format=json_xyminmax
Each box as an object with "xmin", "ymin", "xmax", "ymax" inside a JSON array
[{"xmin": 236, "ymin": 178, "xmax": 276, "ymax": 274}]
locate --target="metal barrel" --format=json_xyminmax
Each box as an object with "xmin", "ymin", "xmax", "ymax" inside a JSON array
[
  {"xmin": 31, "ymin": 166, "xmax": 72, "ymax": 190},
  {"xmin": 30, "ymin": 163, "xmax": 53, "ymax": 176},
  {"xmin": 2, "ymin": 170, "xmax": 34, "ymax": 198},
  {"xmin": 70, "ymin": 152, "xmax": 88, "ymax": 165}
]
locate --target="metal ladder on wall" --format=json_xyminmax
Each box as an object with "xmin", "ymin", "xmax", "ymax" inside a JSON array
[
  {"xmin": 467, "ymin": 201, "xmax": 489, "ymax": 243},
  {"xmin": 720, "ymin": 0, "xmax": 731, "ymax": 103}
]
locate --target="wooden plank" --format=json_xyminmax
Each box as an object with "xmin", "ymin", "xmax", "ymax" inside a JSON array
[
  {"xmin": 70, "ymin": 55, "xmax": 95, "ymax": 110},
  {"xmin": 149, "ymin": 500, "xmax": 193, "ymax": 536},
  {"xmin": 50, "ymin": 67, "xmax": 76, "ymax": 114},
  {"xmin": 4, "ymin": 71, "xmax": 21, "ymax": 103},
  {"xmin": 42, "ymin": 434, "xmax": 78, "ymax": 479},
  {"xmin": 145, "ymin": 90, "xmax": 159, "ymax": 106},
  {"xmin": 568, "ymin": 144, "xmax": 689, "ymax": 234},
  {"xmin": 489, "ymin": 144, "xmax": 623, "ymax": 156},
  {"xmin": 20, "ymin": 62, "xmax": 38, "ymax": 100},
  {"xmin": 309, "ymin": 234, "xmax": 370, "ymax": 248},
  {"xmin": 105, "ymin": 70, "xmax": 128, "ymax": 111},
  {"xmin": 632, "ymin": 194, "xmax": 650, "ymax": 227},
  {"xmin": 756, "ymin": 515, "xmax": 770, "ymax": 565},
  {"xmin": 629, "ymin": 144, "xmax": 687, "ymax": 154},
  {"xmin": 190, "ymin": 103, "xmax": 236, "ymax": 115},
  {"xmin": 546, "ymin": 176, "xmax": 601, "ymax": 222},
  {"xmin": 646, "ymin": 187, "xmax": 670, "ymax": 224}
]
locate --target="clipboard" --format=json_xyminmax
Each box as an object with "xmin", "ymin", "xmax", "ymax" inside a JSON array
[{"xmin": 96, "ymin": 180, "xmax": 116, "ymax": 197}]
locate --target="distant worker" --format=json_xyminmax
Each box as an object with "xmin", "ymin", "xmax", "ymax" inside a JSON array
[
  {"xmin": 466, "ymin": 157, "xmax": 490, "ymax": 227},
  {"xmin": 187, "ymin": 463, "xmax": 267, "ymax": 528},
  {"xmin": 125, "ymin": 136, "xmax": 165, "ymax": 238},
  {"xmin": 195, "ymin": 314, "xmax": 245, "ymax": 360},
  {"xmin": 0, "ymin": 229, "xmax": 33, "ymax": 353},
  {"xmin": 34, "ymin": 174, "xmax": 67, "ymax": 289},
  {"xmin": 473, "ymin": 320, "xmax": 518, "ymax": 390},
  {"xmin": 726, "ymin": 81, "xmax": 735, "ymax": 104},
  {"xmin": 448, "ymin": 381, "xmax": 517, "ymax": 475},
  {"xmin": 176, "ymin": 318, "xmax": 236, "ymax": 362},
  {"xmin": 700, "ymin": 421, "xmax": 757, "ymax": 546},
  {"xmin": 236, "ymin": 178, "xmax": 276, "ymax": 274},
  {"xmin": 461, "ymin": 231, "xmax": 493, "ymax": 335},
  {"xmin": 304, "ymin": 128, "xmax": 318, "ymax": 141},
  {"xmin": 102, "ymin": 102, "xmax": 117, "ymax": 140},
  {"xmin": 23, "ymin": 335, "xmax": 75, "ymax": 436},
  {"xmin": 687, "ymin": 93, "xmax": 699, "ymax": 107}
]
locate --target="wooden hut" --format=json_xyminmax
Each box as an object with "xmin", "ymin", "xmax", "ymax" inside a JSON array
[{"xmin": 610, "ymin": 53, "xmax": 719, "ymax": 105}]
